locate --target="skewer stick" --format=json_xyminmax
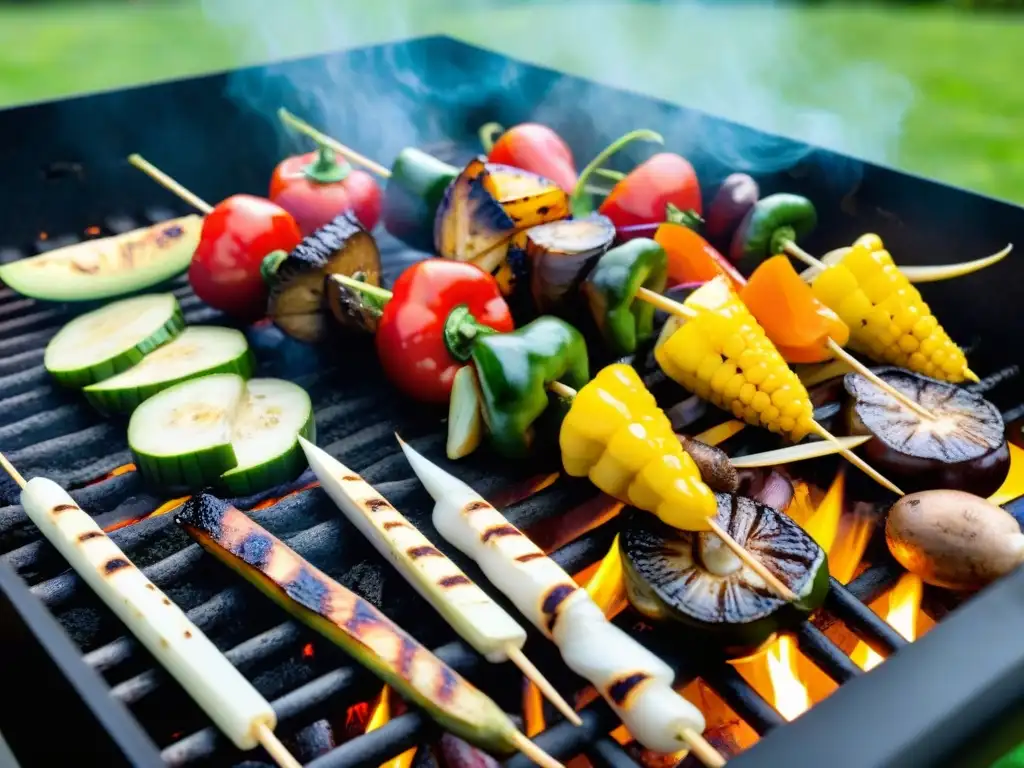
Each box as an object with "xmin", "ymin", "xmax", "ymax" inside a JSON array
[
  {"xmin": 0, "ymin": 452, "xmax": 304, "ymax": 768},
  {"xmin": 505, "ymin": 645, "xmax": 583, "ymax": 727},
  {"xmin": 549, "ymin": 381, "xmax": 796, "ymax": 603},
  {"xmin": 508, "ymin": 730, "xmax": 567, "ymax": 768},
  {"xmin": 278, "ymin": 108, "xmax": 393, "ymax": 179},
  {"xmin": 682, "ymin": 728, "xmax": 727, "ymax": 768},
  {"xmin": 808, "ymin": 421, "xmax": 903, "ymax": 495},
  {"xmin": 782, "ymin": 240, "xmax": 826, "ymax": 272},
  {"xmin": 255, "ymin": 724, "xmax": 302, "ymax": 768},
  {"xmin": 128, "ymin": 154, "xmax": 214, "ymax": 215}
]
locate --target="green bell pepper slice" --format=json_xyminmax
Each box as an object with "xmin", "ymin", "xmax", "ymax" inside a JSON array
[
  {"xmin": 381, "ymin": 148, "xmax": 459, "ymax": 252},
  {"xmin": 731, "ymin": 193, "xmax": 817, "ymax": 270},
  {"xmin": 471, "ymin": 316, "xmax": 590, "ymax": 458},
  {"xmin": 583, "ymin": 238, "xmax": 668, "ymax": 356}
]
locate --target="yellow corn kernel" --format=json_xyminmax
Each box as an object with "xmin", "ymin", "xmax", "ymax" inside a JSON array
[
  {"xmin": 812, "ymin": 263, "xmax": 859, "ymax": 307},
  {"xmin": 630, "ymin": 454, "xmax": 716, "ymax": 531},
  {"xmin": 855, "ymin": 233, "xmax": 883, "ymax": 251}
]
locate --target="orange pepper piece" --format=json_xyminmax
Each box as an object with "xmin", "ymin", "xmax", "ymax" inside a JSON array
[
  {"xmin": 654, "ymin": 222, "xmax": 746, "ymax": 291},
  {"xmin": 740, "ymin": 255, "xmax": 850, "ymax": 364}
]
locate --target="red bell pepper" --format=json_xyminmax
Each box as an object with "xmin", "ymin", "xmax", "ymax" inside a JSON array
[
  {"xmin": 740, "ymin": 255, "xmax": 850, "ymax": 364},
  {"xmin": 269, "ymin": 145, "xmax": 382, "ymax": 236},
  {"xmin": 376, "ymin": 260, "xmax": 515, "ymax": 404},
  {"xmin": 189, "ymin": 195, "xmax": 302, "ymax": 322},
  {"xmin": 483, "ymin": 122, "xmax": 578, "ymax": 194},
  {"xmin": 598, "ymin": 152, "xmax": 702, "ymax": 230}
]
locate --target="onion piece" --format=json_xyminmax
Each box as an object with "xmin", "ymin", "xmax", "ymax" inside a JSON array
[{"xmin": 447, "ymin": 365, "xmax": 484, "ymax": 460}]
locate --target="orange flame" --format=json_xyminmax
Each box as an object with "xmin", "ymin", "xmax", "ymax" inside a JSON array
[
  {"xmin": 522, "ymin": 679, "xmax": 546, "ymax": 738},
  {"xmin": 764, "ymin": 636, "xmax": 810, "ymax": 720},
  {"xmin": 365, "ymin": 687, "xmax": 416, "ymax": 768},
  {"xmin": 851, "ymin": 573, "xmax": 923, "ymax": 671}
]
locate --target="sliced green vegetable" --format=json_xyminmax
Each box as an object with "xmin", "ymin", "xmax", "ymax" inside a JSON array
[
  {"xmin": 220, "ymin": 378, "xmax": 315, "ymax": 495},
  {"xmin": 383, "ymin": 148, "xmax": 459, "ymax": 253},
  {"xmin": 83, "ymin": 326, "xmax": 254, "ymax": 415},
  {"xmin": 128, "ymin": 373, "xmax": 244, "ymax": 490},
  {"xmin": 0, "ymin": 216, "xmax": 202, "ymax": 302},
  {"xmin": 45, "ymin": 293, "xmax": 184, "ymax": 388},
  {"xmin": 620, "ymin": 494, "xmax": 829, "ymax": 657},
  {"xmin": 447, "ymin": 365, "xmax": 484, "ymax": 460}
]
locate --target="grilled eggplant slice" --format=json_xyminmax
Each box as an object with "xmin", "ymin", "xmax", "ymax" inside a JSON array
[
  {"xmin": 844, "ymin": 367, "xmax": 1009, "ymax": 496},
  {"xmin": 621, "ymin": 494, "xmax": 829, "ymax": 656},
  {"xmin": 268, "ymin": 211, "xmax": 381, "ymax": 343},
  {"xmin": 324, "ymin": 273, "xmax": 384, "ymax": 334},
  {"xmin": 176, "ymin": 494, "xmax": 530, "ymax": 757},
  {"xmin": 525, "ymin": 215, "xmax": 616, "ymax": 313},
  {"xmin": 434, "ymin": 158, "xmax": 569, "ymax": 271}
]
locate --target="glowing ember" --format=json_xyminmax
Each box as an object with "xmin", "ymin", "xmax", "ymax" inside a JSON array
[
  {"xmin": 366, "ymin": 687, "xmax": 416, "ymax": 768},
  {"xmin": 344, "ymin": 701, "xmax": 371, "ymax": 733},
  {"xmin": 852, "ymin": 573, "xmax": 923, "ymax": 672},
  {"xmin": 490, "ymin": 472, "xmax": 559, "ymax": 509},
  {"xmin": 85, "ymin": 225, "xmax": 101, "ymax": 236},
  {"xmin": 87, "ymin": 463, "xmax": 137, "ymax": 487},
  {"xmin": 764, "ymin": 636, "xmax": 810, "ymax": 721},
  {"xmin": 989, "ymin": 444, "xmax": 1024, "ymax": 506},
  {"xmin": 301, "ymin": 643, "xmax": 315, "ymax": 659},
  {"xmin": 250, "ymin": 481, "xmax": 320, "ymax": 511}
]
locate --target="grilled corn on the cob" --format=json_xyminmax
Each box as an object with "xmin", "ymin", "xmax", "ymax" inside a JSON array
[
  {"xmin": 655, "ymin": 278, "xmax": 816, "ymax": 442},
  {"xmin": 560, "ymin": 363, "xmax": 718, "ymax": 531},
  {"xmin": 810, "ymin": 235, "xmax": 971, "ymax": 382}
]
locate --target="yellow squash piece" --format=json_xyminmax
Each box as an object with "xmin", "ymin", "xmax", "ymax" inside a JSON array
[
  {"xmin": 810, "ymin": 235, "xmax": 971, "ymax": 383},
  {"xmin": 560, "ymin": 363, "xmax": 717, "ymax": 531},
  {"xmin": 655, "ymin": 277, "xmax": 816, "ymax": 442}
]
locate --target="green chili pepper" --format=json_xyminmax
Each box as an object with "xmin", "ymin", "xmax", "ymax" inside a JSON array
[
  {"xmin": 583, "ymin": 238, "xmax": 668, "ymax": 356},
  {"xmin": 471, "ymin": 316, "xmax": 589, "ymax": 458},
  {"xmin": 730, "ymin": 193, "xmax": 817, "ymax": 270},
  {"xmin": 381, "ymin": 148, "xmax": 459, "ymax": 252}
]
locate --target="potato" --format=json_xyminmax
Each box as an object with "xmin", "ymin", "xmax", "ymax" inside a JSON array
[{"xmin": 886, "ymin": 490, "xmax": 1024, "ymax": 591}]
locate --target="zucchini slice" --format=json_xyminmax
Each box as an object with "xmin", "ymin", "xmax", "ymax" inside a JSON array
[
  {"xmin": 220, "ymin": 378, "xmax": 315, "ymax": 495},
  {"xmin": 0, "ymin": 216, "xmax": 201, "ymax": 302},
  {"xmin": 620, "ymin": 494, "xmax": 830, "ymax": 657},
  {"xmin": 44, "ymin": 293, "xmax": 184, "ymax": 388},
  {"xmin": 83, "ymin": 326, "xmax": 254, "ymax": 415},
  {"xmin": 129, "ymin": 373, "xmax": 245, "ymax": 490}
]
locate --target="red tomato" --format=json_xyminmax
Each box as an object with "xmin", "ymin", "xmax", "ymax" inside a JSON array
[
  {"xmin": 189, "ymin": 195, "xmax": 302, "ymax": 321},
  {"xmin": 488, "ymin": 123, "xmax": 578, "ymax": 193},
  {"xmin": 376, "ymin": 260, "xmax": 514, "ymax": 404},
  {"xmin": 269, "ymin": 149, "xmax": 382, "ymax": 235},
  {"xmin": 599, "ymin": 153, "xmax": 702, "ymax": 230}
]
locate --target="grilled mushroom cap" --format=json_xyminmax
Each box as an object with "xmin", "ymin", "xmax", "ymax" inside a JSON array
[
  {"xmin": 268, "ymin": 212, "xmax": 381, "ymax": 343},
  {"xmin": 620, "ymin": 494, "xmax": 829, "ymax": 656},
  {"xmin": 843, "ymin": 367, "xmax": 1009, "ymax": 497},
  {"xmin": 677, "ymin": 435, "xmax": 739, "ymax": 493},
  {"xmin": 324, "ymin": 274, "xmax": 383, "ymax": 335}
]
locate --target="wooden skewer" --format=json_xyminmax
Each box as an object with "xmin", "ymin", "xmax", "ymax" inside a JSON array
[
  {"xmin": 549, "ymin": 381, "xmax": 796, "ymax": 602},
  {"xmin": 509, "ymin": 730, "xmax": 566, "ymax": 768},
  {"xmin": 506, "ymin": 645, "xmax": 583, "ymax": 727},
  {"xmin": 0, "ymin": 452, "xmax": 304, "ymax": 768},
  {"xmin": 278, "ymin": 108, "xmax": 393, "ymax": 179},
  {"xmin": 128, "ymin": 154, "xmax": 214, "ymax": 215},
  {"xmin": 682, "ymin": 727, "xmax": 727, "ymax": 768}
]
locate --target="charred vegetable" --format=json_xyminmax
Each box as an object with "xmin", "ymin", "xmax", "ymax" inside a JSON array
[
  {"xmin": 324, "ymin": 273, "xmax": 384, "ymax": 334},
  {"xmin": 267, "ymin": 211, "xmax": 381, "ymax": 343},
  {"xmin": 844, "ymin": 368, "xmax": 1009, "ymax": 496},
  {"xmin": 434, "ymin": 158, "xmax": 569, "ymax": 273},
  {"xmin": 176, "ymin": 494, "xmax": 540, "ymax": 758},
  {"xmin": 523, "ymin": 214, "xmax": 615, "ymax": 313},
  {"xmin": 887, "ymin": 490, "xmax": 1024, "ymax": 590},
  {"xmin": 621, "ymin": 495, "xmax": 829, "ymax": 655},
  {"xmin": 677, "ymin": 435, "xmax": 738, "ymax": 493}
]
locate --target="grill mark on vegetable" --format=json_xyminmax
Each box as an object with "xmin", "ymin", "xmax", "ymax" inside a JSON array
[
  {"xmin": 383, "ymin": 521, "xmax": 410, "ymax": 531},
  {"xmin": 515, "ymin": 552, "xmax": 544, "ymax": 563},
  {"xmin": 407, "ymin": 545, "xmax": 443, "ymax": 559},
  {"xmin": 341, "ymin": 475, "xmax": 360, "ymax": 481},
  {"xmin": 397, "ymin": 636, "xmax": 417, "ymax": 678},
  {"xmin": 463, "ymin": 500, "xmax": 491, "ymax": 514},
  {"xmin": 541, "ymin": 583, "xmax": 577, "ymax": 633},
  {"xmin": 436, "ymin": 664, "xmax": 459, "ymax": 704},
  {"xmin": 145, "ymin": 584, "xmax": 156, "ymax": 591},
  {"xmin": 607, "ymin": 673, "xmax": 650, "ymax": 706},
  {"xmin": 285, "ymin": 565, "xmax": 333, "ymax": 615},
  {"xmin": 183, "ymin": 630, "xmax": 192, "ymax": 639},
  {"xmin": 162, "ymin": 598, "xmax": 171, "ymax": 606},
  {"xmin": 438, "ymin": 575, "xmax": 471, "ymax": 588},
  {"xmin": 52, "ymin": 504, "xmax": 78, "ymax": 513},
  {"xmin": 482, "ymin": 524, "xmax": 521, "ymax": 543},
  {"xmin": 77, "ymin": 531, "xmax": 103, "ymax": 542},
  {"xmin": 103, "ymin": 558, "xmax": 131, "ymax": 575},
  {"xmin": 238, "ymin": 532, "xmax": 274, "ymax": 569},
  {"xmin": 365, "ymin": 499, "xmax": 392, "ymax": 513},
  {"xmin": 343, "ymin": 598, "xmax": 381, "ymax": 636}
]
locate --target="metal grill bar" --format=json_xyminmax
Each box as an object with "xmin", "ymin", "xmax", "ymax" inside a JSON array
[
  {"xmin": 794, "ymin": 623, "xmax": 861, "ymax": 683},
  {"xmin": 826, "ymin": 578, "xmax": 907, "ymax": 656},
  {"xmin": 305, "ymin": 713, "xmax": 429, "ymax": 768},
  {"xmin": 505, "ymin": 704, "xmax": 639, "ymax": 768}
]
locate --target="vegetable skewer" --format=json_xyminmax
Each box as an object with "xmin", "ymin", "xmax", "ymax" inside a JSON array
[
  {"xmin": 175, "ymin": 492, "xmax": 564, "ymax": 768},
  {"xmin": 397, "ymin": 438, "xmax": 724, "ymax": 765},
  {"xmin": 0, "ymin": 452, "xmax": 300, "ymax": 768},
  {"xmin": 297, "ymin": 437, "xmax": 582, "ymax": 727},
  {"xmin": 129, "ymin": 154, "xmax": 214, "ymax": 215}
]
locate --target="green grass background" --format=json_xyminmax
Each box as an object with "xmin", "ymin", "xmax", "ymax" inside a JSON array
[{"xmin": 1, "ymin": 0, "xmax": 1022, "ymax": 763}]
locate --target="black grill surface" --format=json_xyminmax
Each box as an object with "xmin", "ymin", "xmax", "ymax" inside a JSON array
[{"xmin": 3, "ymin": 36, "xmax": 1024, "ymax": 768}]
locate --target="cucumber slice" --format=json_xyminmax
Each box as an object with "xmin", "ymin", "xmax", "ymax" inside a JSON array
[
  {"xmin": 83, "ymin": 326, "xmax": 254, "ymax": 415},
  {"xmin": 0, "ymin": 216, "xmax": 202, "ymax": 302},
  {"xmin": 45, "ymin": 293, "xmax": 184, "ymax": 388},
  {"xmin": 129, "ymin": 374, "xmax": 245, "ymax": 490},
  {"xmin": 220, "ymin": 378, "xmax": 315, "ymax": 496}
]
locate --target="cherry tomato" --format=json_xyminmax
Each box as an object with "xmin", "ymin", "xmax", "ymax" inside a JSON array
[
  {"xmin": 376, "ymin": 260, "xmax": 514, "ymax": 404},
  {"xmin": 488, "ymin": 123, "xmax": 578, "ymax": 193},
  {"xmin": 269, "ymin": 147, "xmax": 382, "ymax": 236},
  {"xmin": 599, "ymin": 153, "xmax": 702, "ymax": 230},
  {"xmin": 189, "ymin": 195, "xmax": 302, "ymax": 321}
]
